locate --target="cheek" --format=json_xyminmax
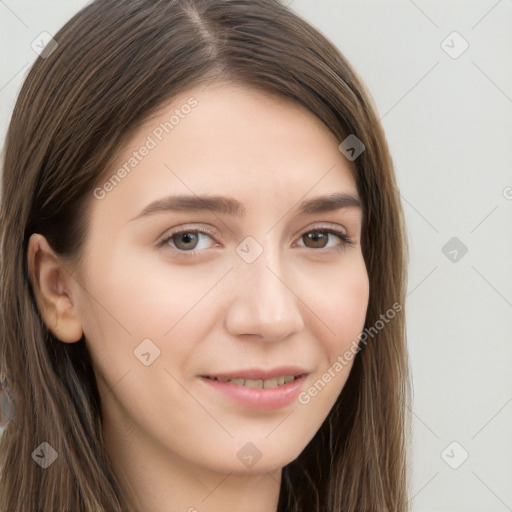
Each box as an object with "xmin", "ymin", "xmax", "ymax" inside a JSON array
[
  {"xmin": 295, "ymin": 258, "xmax": 368, "ymax": 433},
  {"xmin": 310, "ymin": 255, "xmax": 369, "ymax": 360},
  {"xmin": 76, "ymin": 251, "xmax": 228, "ymax": 384},
  {"xmin": 82, "ymin": 247, "xmax": 224, "ymax": 335}
]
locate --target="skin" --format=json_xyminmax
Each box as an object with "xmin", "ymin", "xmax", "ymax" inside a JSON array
[{"xmin": 28, "ymin": 82, "xmax": 369, "ymax": 512}]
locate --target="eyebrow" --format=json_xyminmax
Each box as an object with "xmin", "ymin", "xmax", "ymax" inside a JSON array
[{"xmin": 129, "ymin": 192, "xmax": 362, "ymax": 222}]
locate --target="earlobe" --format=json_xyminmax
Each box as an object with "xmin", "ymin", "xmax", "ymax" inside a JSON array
[{"xmin": 27, "ymin": 233, "xmax": 83, "ymax": 343}]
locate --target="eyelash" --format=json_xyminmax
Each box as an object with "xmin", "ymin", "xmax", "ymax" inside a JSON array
[{"xmin": 158, "ymin": 226, "xmax": 352, "ymax": 258}]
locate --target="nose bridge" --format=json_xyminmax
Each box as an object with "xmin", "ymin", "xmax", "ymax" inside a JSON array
[{"xmin": 224, "ymin": 235, "xmax": 305, "ymax": 340}]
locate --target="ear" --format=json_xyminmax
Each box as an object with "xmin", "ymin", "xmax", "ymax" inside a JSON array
[{"xmin": 27, "ymin": 233, "xmax": 83, "ymax": 343}]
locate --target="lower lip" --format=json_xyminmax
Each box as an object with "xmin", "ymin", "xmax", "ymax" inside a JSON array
[{"xmin": 200, "ymin": 375, "xmax": 307, "ymax": 410}]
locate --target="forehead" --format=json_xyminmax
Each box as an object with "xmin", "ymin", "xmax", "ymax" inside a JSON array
[{"xmin": 92, "ymin": 81, "xmax": 359, "ymax": 222}]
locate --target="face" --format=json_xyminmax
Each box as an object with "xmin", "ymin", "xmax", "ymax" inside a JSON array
[{"xmin": 69, "ymin": 82, "xmax": 369, "ymax": 475}]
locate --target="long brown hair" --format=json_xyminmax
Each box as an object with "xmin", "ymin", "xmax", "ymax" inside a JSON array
[{"xmin": 0, "ymin": 0, "xmax": 411, "ymax": 510}]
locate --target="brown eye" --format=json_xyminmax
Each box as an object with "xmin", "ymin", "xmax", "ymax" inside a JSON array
[
  {"xmin": 160, "ymin": 229, "xmax": 217, "ymax": 254},
  {"xmin": 303, "ymin": 230, "xmax": 329, "ymax": 249},
  {"xmin": 299, "ymin": 229, "xmax": 348, "ymax": 250},
  {"xmin": 172, "ymin": 232, "xmax": 200, "ymax": 250}
]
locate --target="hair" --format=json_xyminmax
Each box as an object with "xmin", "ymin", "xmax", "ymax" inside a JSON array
[{"xmin": 0, "ymin": 0, "xmax": 411, "ymax": 510}]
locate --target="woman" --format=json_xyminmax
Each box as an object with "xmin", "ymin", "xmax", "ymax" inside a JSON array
[{"xmin": 0, "ymin": 0, "xmax": 411, "ymax": 511}]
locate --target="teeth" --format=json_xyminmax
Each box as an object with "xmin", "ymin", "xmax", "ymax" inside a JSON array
[
  {"xmin": 212, "ymin": 375, "xmax": 297, "ymax": 388},
  {"xmin": 244, "ymin": 379, "xmax": 263, "ymax": 389},
  {"xmin": 263, "ymin": 378, "xmax": 278, "ymax": 389}
]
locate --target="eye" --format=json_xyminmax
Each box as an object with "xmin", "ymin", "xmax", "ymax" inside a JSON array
[
  {"xmin": 295, "ymin": 227, "xmax": 351, "ymax": 250},
  {"xmin": 160, "ymin": 229, "xmax": 218, "ymax": 253},
  {"xmin": 158, "ymin": 225, "xmax": 352, "ymax": 258}
]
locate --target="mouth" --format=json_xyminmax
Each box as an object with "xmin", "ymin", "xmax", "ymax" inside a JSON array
[{"xmin": 199, "ymin": 367, "xmax": 308, "ymax": 410}]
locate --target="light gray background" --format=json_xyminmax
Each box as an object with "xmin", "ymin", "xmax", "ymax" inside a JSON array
[{"xmin": 1, "ymin": 1, "xmax": 511, "ymax": 511}]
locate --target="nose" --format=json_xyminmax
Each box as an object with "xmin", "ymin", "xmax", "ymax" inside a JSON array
[{"xmin": 224, "ymin": 241, "xmax": 305, "ymax": 341}]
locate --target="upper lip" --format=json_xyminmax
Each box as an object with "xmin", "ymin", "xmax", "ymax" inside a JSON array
[{"xmin": 202, "ymin": 365, "xmax": 309, "ymax": 380}]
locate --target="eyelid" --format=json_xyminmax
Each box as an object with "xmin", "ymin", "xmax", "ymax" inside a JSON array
[{"xmin": 297, "ymin": 222, "xmax": 348, "ymax": 239}]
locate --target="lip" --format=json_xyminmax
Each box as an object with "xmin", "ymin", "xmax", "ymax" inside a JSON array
[{"xmin": 199, "ymin": 366, "xmax": 309, "ymax": 411}]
